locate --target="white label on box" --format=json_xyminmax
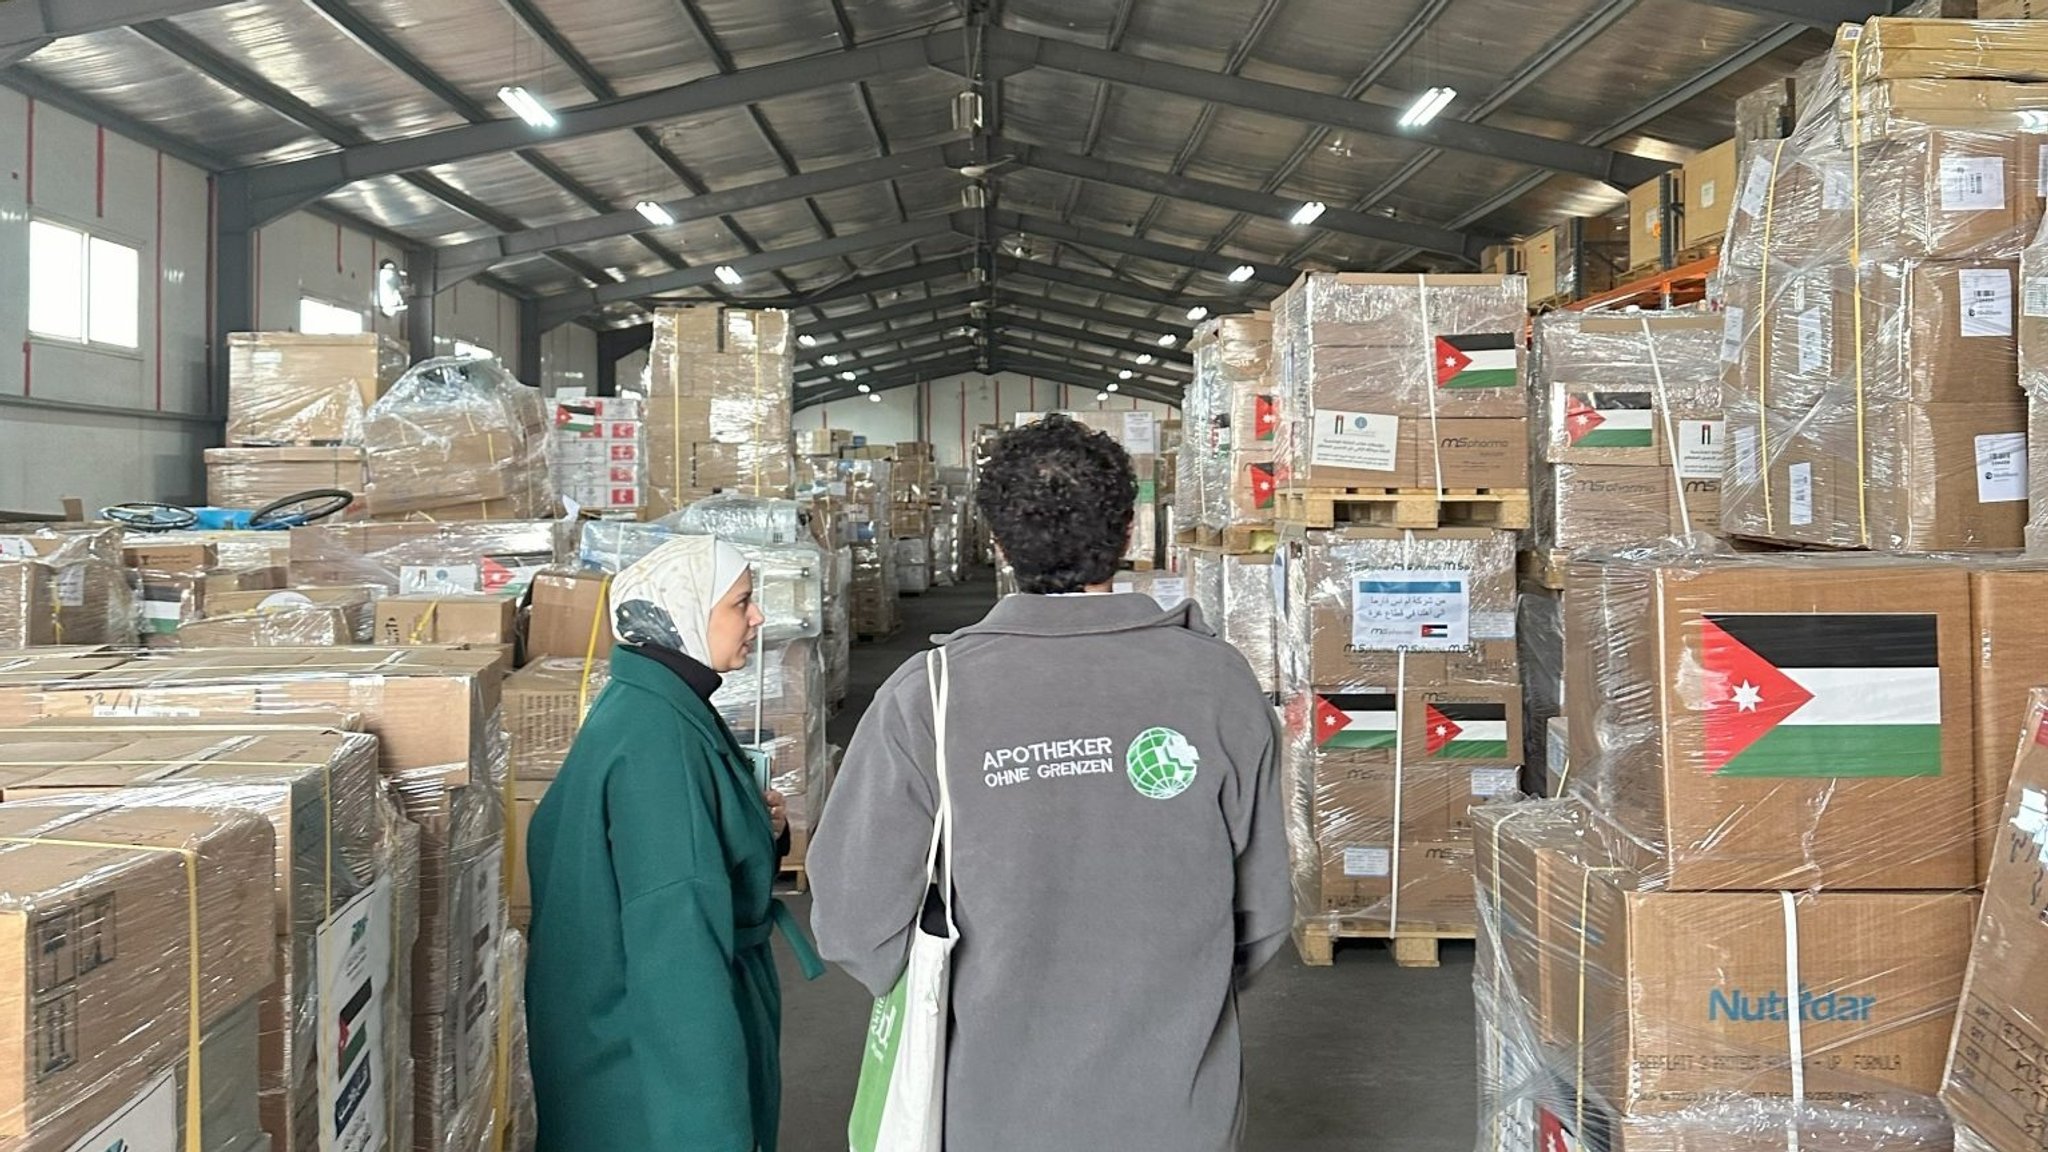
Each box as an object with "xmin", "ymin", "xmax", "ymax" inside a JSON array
[
  {"xmin": 1342, "ymin": 846, "xmax": 1391, "ymax": 878},
  {"xmin": 2040, "ymin": 144, "xmax": 2048, "ymax": 197},
  {"xmin": 453, "ymin": 846, "xmax": 504, "ymax": 1099},
  {"xmin": 1739, "ymin": 161, "xmax": 1771, "ymax": 217},
  {"xmin": 59, "ymin": 1069, "xmax": 177, "ymax": 1152},
  {"xmin": 1821, "ymin": 164, "xmax": 1854, "ymax": 210},
  {"xmin": 1939, "ymin": 155, "xmax": 2005, "ymax": 212},
  {"xmin": 2015, "ymin": 787, "xmax": 2046, "ymax": 839},
  {"xmin": 1471, "ymin": 610, "xmax": 1516, "ymax": 640},
  {"xmin": 1676, "ymin": 419, "xmax": 1726, "ymax": 480},
  {"xmin": 1311, "ymin": 411, "xmax": 1399, "ymax": 472},
  {"xmin": 1797, "ymin": 306, "xmax": 1827, "ymax": 373},
  {"xmin": 1352, "ymin": 569, "xmax": 1469, "ymax": 651},
  {"xmin": 1149, "ymin": 576, "xmax": 1188, "ymax": 609},
  {"xmin": 1719, "ymin": 306, "xmax": 1745, "ymax": 363},
  {"xmin": 1733, "ymin": 425, "xmax": 1760, "ymax": 484},
  {"xmin": 1112, "ymin": 581, "xmax": 1134, "ymax": 595},
  {"xmin": 1122, "ymin": 411, "xmax": 1158, "ymax": 456},
  {"xmin": 1959, "ymin": 267, "xmax": 2015, "ymax": 337},
  {"xmin": 317, "ymin": 880, "xmax": 392, "ymax": 1152},
  {"xmin": 0, "ymin": 538, "xmax": 31, "ymax": 559},
  {"xmin": 1470, "ymin": 767, "xmax": 1521, "ymax": 797},
  {"xmin": 1698, "ymin": 178, "xmax": 1718, "ymax": 210},
  {"xmin": 399, "ymin": 563, "xmax": 480, "ymax": 594},
  {"xmin": 2024, "ymin": 275, "xmax": 2048, "ymax": 318},
  {"xmin": 1975, "ymin": 432, "xmax": 2027, "ymax": 504},
  {"xmin": 1789, "ymin": 461, "xmax": 1813, "ymax": 526},
  {"xmin": 55, "ymin": 565, "xmax": 83, "ymax": 608}
]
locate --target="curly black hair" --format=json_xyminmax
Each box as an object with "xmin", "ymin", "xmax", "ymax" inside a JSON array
[{"xmin": 977, "ymin": 414, "xmax": 1136, "ymax": 595}]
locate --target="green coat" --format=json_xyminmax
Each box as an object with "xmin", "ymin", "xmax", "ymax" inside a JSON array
[{"xmin": 525, "ymin": 646, "xmax": 821, "ymax": 1152}]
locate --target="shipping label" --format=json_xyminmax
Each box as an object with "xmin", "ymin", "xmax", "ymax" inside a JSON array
[
  {"xmin": 1738, "ymin": 161, "xmax": 1771, "ymax": 217},
  {"xmin": 1351, "ymin": 569, "xmax": 1469, "ymax": 651},
  {"xmin": 1796, "ymin": 307, "xmax": 1828, "ymax": 374},
  {"xmin": 1960, "ymin": 267, "xmax": 2015, "ymax": 338},
  {"xmin": 1148, "ymin": 576, "xmax": 1188, "ymax": 609},
  {"xmin": 1719, "ymin": 306, "xmax": 1745, "ymax": 363},
  {"xmin": 317, "ymin": 880, "xmax": 392, "ymax": 1152},
  {"xmin": 1789, "ymin": 462, "xmax": 1814, "ymax": 526},
  {"xmin": 1342, "ymin": 846, "xmax": 1391, "ymax": 878},
  {"xmin": 1470, "ymin": 767, "xmax": 1521, "ymax": 797},
  {"xmin": 398, "ymin": 563, "xmax": 480, "ymax": 595},
  {"xmin": 59, "ymin": 1070, "xmax": 176, "ymax": 1152},
  {"xmin": 1938, "ymin": 155, "xmax": 2006, "ymax": 212},
  {"xmin": 1676, "ymin": 420, "xmax": 1726, "ymax": 480},
  {"xmin": 1974, "ymin": 432, "xmax": 2027, "ymax": 504},
  {"xmin": 2024, "ymin": 275, "xmax": 2048, "ymax": 318},
  {"xmin": 1732, "ymin": 426, "xmax": 1760, "ymax": 485},
  {"xmin": 54, "ymin": 566, "xmax": 84, "ymax": 609},
  {"xmin": 0, "ymin": 538, "xmax": 32, "ymax": 559},
  {"xmin": 1122, "ymin": 411, "xmax": 1158, "ymax": 456},
  {"xmin": 1310, "ymin": 411, "xmax": 1399, "ymax": 472}
]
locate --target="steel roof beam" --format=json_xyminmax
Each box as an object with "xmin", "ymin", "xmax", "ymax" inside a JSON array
[
  {"xmin": 997, "ymin": 314, "xmax": 1193, "ymax": 365},
  {"xmin": 0, "ymin": 0, "xmax": 243, "ymax": 67},
  {"xmin": 992, "ymin": 334, "xmax": 1187, "ymax": 386},
  {"xmin": 796, "ymin": 352, "xmax": 985, "ymax": 408},
  {"xmin": 754, "ymin": 256, "xmax": 981, "ymax": 310},
  {"xmin": 800, "ymin": 289, "xmax": 988, "ymax": 339},
  {"xmin": 991, "ymin": 291, "xmax": 1193, "ymax": 343},
  {"xmin": 232, "ymin": 32, "xmax": 950, "ymax": 225},
  {"xmin": 993, "ymin": 256, "xmax": 1234, "ymax": 312},
  {"xmin": 797, "ymin": 308, "xmax": 1190, "ymax": 379},
  {"xmin": 797, "ymin": 339, "xmax": 973, "ymax": 387},
  {"xmin": 1688, "ymin": 0, "xmax": 1896, "ymax": 26},
  {"xmin": 801, "ymin": 316, "xmax": 968, "ymax": 366},
  {"xmin": 995, "ymin": 353, "xmax": 1183, "ymax": 405},
  {"xmin": 538, "ymin": 215, "xmax": 956, "ymax": 330},
  {"xmin": 975, "ymin": 210, "xmax": 1295, "ymax": 287},
  {"xmin": 801, "ymin": 289, "xmax": 1193, "ymax": 346},
  {"xmin": 978, "ymin": 27, "xmax": 1670, "ymax": 189}
]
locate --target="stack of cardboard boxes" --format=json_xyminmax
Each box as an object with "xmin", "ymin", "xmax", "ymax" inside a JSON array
[
  {"xmin": 644, "ymin": 306, "xmax": 796, "ymax": 517},
  {"xmin": 1180, "ymin": 314, "xmax": 1281, "ymax": 695},
  {"xmin": 892, "ymin": 443, "xmax": 935, "ymax": 595},
  {"xmin": 360, "ymin": 358, "xmax": 553, "ymax": 523},
  {"xmin": 0, "ymin": 524, "xmax": 135, "ymax": 647},
  {"xmin": 206, "ymin": 332, "xmax": 407, "ymax": 515},
  {"xmin": 550, "ymin": 394, "xmax": 646, "ymax": 517}
]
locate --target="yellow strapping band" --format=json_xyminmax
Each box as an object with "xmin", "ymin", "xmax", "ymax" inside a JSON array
[
  {"xmin": 1756, "ymin": 138, "xmax": 1789, "ymax": 534},
  {"xmin": 0, "ymin": 835, "xmax": 203, "ymax": 1146},
  {"xmin": 408, "ymin": 600, "xmax": 441, "ymax": 645},
  {"xmin": 578, "ymin": 575, "xmax": 613, "ymax": 723},
  {"xmin": 494, "ymin": 733, "xmax": 516, "ymax": 1151}
]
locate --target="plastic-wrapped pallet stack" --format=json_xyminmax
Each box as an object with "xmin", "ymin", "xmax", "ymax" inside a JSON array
[
  {"xmin": 360, "ymin": 357, "xmax": 555, "ymax": 523},
  {"xmin": 840, "ymin": 460, "xmax": 900, "ymax": 639},
  {"xmin": 0, "ymin": 523, "xmax": 138, "ymax": 647},
  {"xmin": 550, "ymin": 394, "xmax": 646, "ymax": 518},
  {"xmin": 643, "ymin": 306, "xmax": 796, "ymax": 516},
  {"xmin": 1181, "ymin": 315, "xmax": 1281, "ymax": 697},
  {"xmin": 203, "ymin": 331, "xmax": 408, "ymax": 516}
]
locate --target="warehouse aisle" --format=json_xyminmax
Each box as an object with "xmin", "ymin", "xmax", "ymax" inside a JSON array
[{"xmin": 776, "ymin": 571, "xmax": 1478, "ymax": 1151}]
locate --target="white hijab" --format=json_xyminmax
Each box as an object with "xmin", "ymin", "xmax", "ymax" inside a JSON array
[{"xmin": 610, "ymin": 535, "xmax": 753, "ymax": 662}]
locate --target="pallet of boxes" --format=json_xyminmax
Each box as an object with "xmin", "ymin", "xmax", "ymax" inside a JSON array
[
  {"xmin": 892, "ymin": 443, "xmax": 935, "ymax": 596},
  {"xmin": 1017, "ymin": 410, "xmax": 1166, "ymax": 571},
  {"xmin": 838, "ymin": 454, "xmax": 900, "ymax": 641},
  {"xmin": 1269, "ymin": 272, "xmax": 1530, "ymax": 967},
  {"xmin": 643, "ymin": 305, "xmax": 795, "ymax": 516},
  {"xmin": 204, "ymin": 332, "xmax": 403, "ymax": 521}
]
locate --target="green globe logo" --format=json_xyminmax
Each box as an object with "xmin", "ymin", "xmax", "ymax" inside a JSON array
[{"xmin": 1126, "ymin": 727, "xmax": 1200, "ymax": 799}]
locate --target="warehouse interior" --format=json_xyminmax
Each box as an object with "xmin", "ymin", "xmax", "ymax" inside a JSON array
[{"xmin": 4, "ymin": 3, "xmax": 2048, "ymax": 1152}]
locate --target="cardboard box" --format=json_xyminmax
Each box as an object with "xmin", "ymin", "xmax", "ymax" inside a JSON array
[
  {"xmin": 1542, "ymin": 313, "xmax": 1725, "ymax": 469},
  {"xmin": 1563, "ymin": 553, "xmax": 1980, "ymax": 890},
  {"xmin": 526, "ymin": 570, "xmax": 613, "ymax": 664},
  {"xmin": 1628, "ymin": 177, "xmax": 1673, "ymax": 268},
  {"xmin": 1967, "ymin": 566, "xmax": 2048, "ymax": 884},
  {"xmin": 175, "ymin": 606, "xmax": 353, "ymax": 647},
  {"xmin": 202, "ymin": 447, "xmax": 368, "ymax": 515},
  {"xmin": 1855, "ymin": 16, "xmax": 2048, "ymax": 84},
  {"xmin": 206, "ymin": 585, "xmax": 379, "ymax": 643},
  {"xmin": 226, "ymin": 332, "xmax": 406, "ymax": 446},
  {"xmin": 1942, "ymin": 686, "xmax": 2048, "ymax": 1152},
  {"xmin": 1284, "ymin": 527, "xmax": 1520, "ymax": 690},
  {"xmin": 1523, "ymin": 228, "xmax": 1561, "ymax": 300},
  {"xmin": 504, "ymin": 658, "xmax": 609, "ymax": 781},
  {"xmin": 1546, "ymin": 465, "xmax": 1719, "ymax": 549},
  {"xmin": 510, "ymin": 779, "xmax": 548, "ymax": 929},
  {"xmin": 1681, "ymin": 139, "xmax": 1740, "ymax": 250},
  {"xmin": 124, "ymin": 542, "xmax": 216, "ymax": 575},
  {"xmin": 0, "ymin": 562, "xmax": 56, "ymax": 649},
  {"xmin": 1429, "ymin": 418, "xmax": 1529, "ymax": 490},
  {"xmin": 373, "ymin": 593, "xmax": 516, "ymax": 647}
]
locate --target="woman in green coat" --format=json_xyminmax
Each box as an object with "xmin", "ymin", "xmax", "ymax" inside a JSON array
[{"xmin": 525, "ymin": 534, "xmax": 823, "ymax": 1152}]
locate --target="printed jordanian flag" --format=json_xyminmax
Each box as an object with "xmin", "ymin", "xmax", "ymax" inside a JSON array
[
  {"xmin": 1254, "ymin": 394, "xmax": 1279, "ymax": 442},
  {"xmin": 1700, "ymin": 612, "xmax": 1941, "ymax": 777},
  {"xmin": 1314, "ymin": 694, "xmax": 1398, "ymax": 749},
  {"xmin": 335, "ymin": 977, "xmax": 373, "ymax": 1072},
  {"xmin": 1564, "ymin": 391, "xmax": 1654, "ymax": 448},
  {"xmin": 1424, "ymin": 702, "xmax": 1509, "ymax": 759},
  {"xmin": 1246, "ymin": 462, "xmax": 1276, "ymax": 510},
  {"xmin": 1434, "ymin": 333, "xmax": 1518, "ymax": 390},
  {"xmin": 554, "ymin": 402, "xmax": 598, "ymax": 433}
]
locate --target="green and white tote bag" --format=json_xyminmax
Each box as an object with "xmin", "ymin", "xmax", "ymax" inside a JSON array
[{"xmin": 848, "ymin": 647, "xmax": 958, "ymax": 1152}]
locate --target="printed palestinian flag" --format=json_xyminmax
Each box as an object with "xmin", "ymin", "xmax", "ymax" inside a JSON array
[
  {"xmin": 1253, "ymin": 394, "xmax": 1278, "ymax": 442},
  {"xmin": 1563, "ymin": 391, "xmax": 1654, "ymax": 448},
  {"xmin": 1700, "ymin": 612, "xmax": 1941, "ymax": 777},
  {"xmin": 1246, "ymin": 462, "xmax": 1277, "ymax": 510},
  {"xmin": 1424, "ymin": 702, "xmax": 1510, "ymax": 759},
  {"xmin": 1434, "ymin": 333, "xmax": 1518, "ymax": 390},
  {"xmin": 1314, "ymin": 694, "xmax": 1398, "ymax": 749}
]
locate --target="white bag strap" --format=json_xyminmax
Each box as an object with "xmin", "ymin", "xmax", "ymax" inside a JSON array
[{"xmin": 923, "ymin": 647, "xmax": 958, "ymax": 935}]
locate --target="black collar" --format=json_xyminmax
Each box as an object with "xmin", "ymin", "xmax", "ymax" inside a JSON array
[{"xmin": 623, "ymin": 644, "xmax": 724, "ymax": 701}]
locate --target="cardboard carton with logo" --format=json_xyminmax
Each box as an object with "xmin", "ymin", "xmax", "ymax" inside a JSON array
[
  {"xmin": 1942, "ymin": 686, "xmax": 2048, "ymax": 1152},
  {"xmin": 226, "ymin": 331, "xmax": 407, "ymax": 446},
  {"xmin": 504, "ymin": 657, "xmax": 610, "ymax": 781},
  {"xmin": 1682, "ymin": 139, "xmax": 1741, "ymax": 250},
  {"xmin": 1563, "ymin": 552, "xmax": 1979, "ymax": 891},
  {"xmin": 373, "ymin": 592, "xmax": 517, "ymax": 648},
  {"xmin": 1187, "ymin": 313, "xmax": 1276, "ymax": 533},
  {"xmin": 1539, "ymin": 312, "xmax": 1724, "ymax": 469},
  {"xmin": 286, "ymin": 520, "xmax": 572, "ymax": 594}
]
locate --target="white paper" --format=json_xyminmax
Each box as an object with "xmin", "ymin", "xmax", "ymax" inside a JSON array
[
  {"xmin": 1470, "ymin": 610, "xmax": 1517, "ymax": 640},
  {"xmin": 1111, "ymin": 581, "xmax": 1134, "ymax": 595},
  {"xmin": 1789, "ymin": 462, "xmax": 1814, "ymax": 526},
  {"xmin": 59, "ymin": 1070, "xmax": 177, "ymax": 1152},
  {"xmin": 399, "ymin": 563, "xmax": 480, "ymax": 594},
  {"xmin": 2015, "ymin": 787, "xmax": 2047, "ymax": 838},
  {"xmin": 453, "ymin": 846, "xmax": 505, "ymax": 1098},
  {"xmin": 1821, "ymin": 163, "xmax": 1854, "ymax": 210},
  {"xmin": 1733, "ymin": 426, "xmax": 1760, "ymax": 485},
  {"xmin": 1959, "ymin": 267, "xmax": 2015, "ymax": 338},
  {"xmin": 1698, "ymin": 178, "xmax": 1718, "ymax": 210},
  {"xmin": 1148, "ymin": 576, "xmax": 1188, "ymax": 609},
  {"xmin": 1938, "ymin": 155, "xmax": 2005, "ymax": 212},
  {"xmin": 1676, "ymin": 420, "xmax": 1726, "ymax": 480},
  {"xmin": 55, "ymin": 566, "xmax": 84, "ymax": 608},
  {"xmin": 1121, "ymin": 411, "xmax": 1158, "ymax": 456},
  {"xmin": 1719, "ymin": 306, "xmax": 1746, "ymax": 363},
  {"xmin": 2024, "ymin": 275, "xmax": 2048, "ymax": 318},
  {"xmin": 2040, "ymin": 144, "xmax": 2048, "ymax": 197},
  {"xmin": 1310, "ymin": 411, "xmax": 1399, "ymax": 472},
  {"xmin": 1738, "ymin": 162, "xmax": 1771, "ymax": 217},
  {"xmin": 1342, "ymin": 846, "xmax": 1392, "ymax": 878},
  {"xmin": 1796, "ymin": 307, "xmax": 1828, "ymax": 373},
  {"xmin": 1352, "ymin": 569, "xmax": 1470, "ymax": 652},
  {"xmin": 0, "ymin": 538, "xmax": 31, "ymax": 559},
  {"xmin": 1974, "ymin": 432, "xmax": 2027, "ymax": 504},
  {"xmin": 1470, "ymin": 768, "xmax": 1521, "ymax": 797},
  {"xmin": 317, "ymin": 881, "xmax": 392, "ymax": 1152}
]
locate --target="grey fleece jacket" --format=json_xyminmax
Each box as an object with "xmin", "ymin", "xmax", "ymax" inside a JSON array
[{"xmin": 808, "ymin": 591, "xmax": 1292, "ymax": 1152}]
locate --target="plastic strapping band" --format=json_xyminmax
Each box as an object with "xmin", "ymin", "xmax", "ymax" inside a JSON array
[
  {"xmin": 408, "ymin": 600, "xmax": 441, "ymax": 645},
  {"xmin": 1416, "ymin": 274, "xmax": 1445, "ymax": 499},
  {"xmin": 1575, "ymin": 866, "xmax": 1593, "ymax": 1137},
  {"xmin": 1639, "ymin": 316, "xmax": 1690, "ymax": 533},
  {"xmin": 1758, "ymin": 138, "xmax": 1789, "ymax": 533},
  {"xmin": 1849, "ymin": 30, "xmax": 1869, "ymax": 546},
  {"xmin": 1387, "ymin": 528, "xmax": 1415, "ymax": 935},
  {"xmin": 1780, "ymin": 891, "xmax": 1806, "ymax": 1152},
  {"xmin": 0, "ymin": 835, "xmax": 203, "ymax": 1146},
  {"xmin": 577, "ymin": 575, "xmax": 613, "ymax": 723},
  {"xmin": 494, "ymin": 703, "xmax": 517, "ymax": 1152}
]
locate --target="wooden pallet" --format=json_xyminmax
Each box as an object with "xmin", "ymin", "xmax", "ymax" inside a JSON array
[
  {"xmin": 1294, "ymin": 921, "xmax": 1476, "ymax": 969},
  {"xmin": 776, "ymin": 863, "xmax": 809, "ymax": 894},
  {"xmin": 1127, "ymin": 558, "xmax": 1156, "ymax": 571},
  {"xmin": 1276, "ymin": 487, "xmax": 1530, "ymax": 531},
  {"xmin": 1178, "ymin": 525, "xmax": 1279, "ymax": 554}
]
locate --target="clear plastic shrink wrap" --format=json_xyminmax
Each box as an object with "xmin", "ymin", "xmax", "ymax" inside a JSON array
[
  {"xmin": 549, "ymin": 395, "xmax": 644, "ymax": 517},
  {"xmin": 672, "ymin": 494, "xmax": 812, "ymax": 548},
  {"xmin": 287, "ymin": 521, "xmax": 574, "ymax": 596},
  {"xmin": 0, "ymin": 525, "xmax": 138, "ymax": 646},
  {"xmin": 1200, "ymin": 314, "xmax": 1277, "ymax": 533},
  {"xmin": 1272, "ymin": 273, "xmax": 1528, "ymax": 494},
  {"xmin": 1718, "ymin": 18, "xmax": 2044, "ymax": 552},
  {"xmin": 577, "ymin": 519, "xmax": 824, "ymax": 642},
  {"xmin": 360, "ymin": 358, "xmax": 554, "ymax": 522},
  {"xmin": 0, "ymin": 726, "xmax": 416, "ymax": 1152},
  {"xmin": 644, "ymin": 306, "xmax": 796, "ymax": 516},
  {"xmin": 713, "ymin": 638, "xmax": 829, "ymax": 868},
  {"xmin": 203, "ymin": 447, "xmax": 369, "ymax": 517},
  {"xmin": 1278, "ymin": 528, "xmax": 1520, "ymax": 938},
  {"xmin": 226, "ymin": 332, "xmax": 408, "ymax": 447},
  {"xmin": 1186, "ymin": 548, "xmax": 1278, "ymax": 696},
  {"xmin": 2020, "ymin": 216, "xmax": 2048, "ymax": 553}
]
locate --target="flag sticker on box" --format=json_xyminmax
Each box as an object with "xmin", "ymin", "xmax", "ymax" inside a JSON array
[
  {"xmin": 1246, "ymin": 462, "xmax": 1277, "ymax": 510},
  {"xmin": 1434, "ymin": 332, "xmax": 1517, "ymax": 389},
  {"xmin": 1313, "ymin": 693, "xmax": 1398, "ymax": 748},
  {"xmin": 1699, "ymin": 612, "xmax": 1941, "ymax": 777},
  {"xmin": 1253, "ymin": 394, "xmax": 1278, "ymax": 442},
  {"xmin": 1564, "ymin": 391, "xmax": 1654, "ymax": 448},
  {"xmin": 1425, "ymin": 702, "xmax": 1509, "ymax": 759}
]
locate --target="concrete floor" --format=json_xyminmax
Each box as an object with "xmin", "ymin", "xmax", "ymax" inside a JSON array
[{"xmin": 774, "ymin": 571, "xmax": 1478, "ymax": 1150}]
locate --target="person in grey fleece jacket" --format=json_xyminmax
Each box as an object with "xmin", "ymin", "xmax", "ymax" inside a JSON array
[{"xmin": 809, "ymin": 414, "xmax": 1293, "ymax": 1152}]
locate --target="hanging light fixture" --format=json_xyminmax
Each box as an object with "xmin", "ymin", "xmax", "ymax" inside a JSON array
[
  {"xmin": 1398, "ymin": 86, "xmax": 1457, "ymax": 129},
  {"xmin": 496, "ymin": 85, "xmax": 556, "ymax": 129},
  {"xmin": 634, "ymin": 200, "xmax": 675, "ymax": 227},
  {"xmin": 1226, "ymin": 265, "xmax": 1256, "ymax": 284},
  {"xmin": 1289, "ymin": 201, "xmax": 1327, "ymax": 226}
]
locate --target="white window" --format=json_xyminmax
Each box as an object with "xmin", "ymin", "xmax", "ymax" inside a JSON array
[
  {"xmin": 299, "ymin": 296, "xmax": 367, "ymax": 335},
  {"xmin": 452, "ymin": 340, "xmax": 496, "ymax": 362},
  {"xmin": 29, "ymin": 219, "xmax": 140, "ymax": 349}
]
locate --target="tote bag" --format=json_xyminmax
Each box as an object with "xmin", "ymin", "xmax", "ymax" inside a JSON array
[{"xmin": 848, "ymin": 647, "xmax": 958, "ymax": 1152}]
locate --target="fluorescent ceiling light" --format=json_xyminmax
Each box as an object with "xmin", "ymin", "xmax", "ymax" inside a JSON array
[
  {"xmin": 496, "ymin": 86, "xmax": 555, "ymax": 129},
  {"xmin": 1226, "ymin": 264, "xmax": 1256, "ymax": 283},
  {"xmin": 1096, "ymin": 390, "xmax": 1109, "ymax": 401},
  {"xmin": 820, "ymin": 354, "xmax": 840, "ymax": 366},
  {"xmin": 1398, "ymin": 86, "xmax": 1457, "ymax": 129},
  {"xmin": 1107, "ymin": 382, "xmax": 1120, "ymax": 393},
  {"xmin": 1136, "ymin": 354, "xmax": 1154, "ymax": 365},
  {"xmin": 713, "ymin": 265, "xmax": 743, "ymax": 286},
  {"xmin": 839, "ymin": 371, "xmax": 857, "ymax": 382},
  {"xmin": 1118, "ymin": 369, "xmax": 1133, "ymax": 380},
  {"xmin": 857, "ymin": 383, "xmax": 872, "ymax": 393},
  {"xmin": 868, "ymin": 392, "xmax": 883, "ymax": 403},
  {"xmin": 1157, "ymin": 333, "xmax": 1178, "ymax": 347},
  {"xmin": 1186, "ymin": 306, "xmax": 1209, "ymax": 321},
  {"xmin": 796, "ymin": 334, "xmax": 817, "ymax": 348},
  {"xmin": 1290, "ymin": 200, "xmax": 1327, "ymax": 226},
  {"xmin": 635, "ymin": 200, "xmax": 676, "ymax": 227},
  {"xmin": 603, "ymin": 267, "xmax": 628, "ymax": 283}
]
